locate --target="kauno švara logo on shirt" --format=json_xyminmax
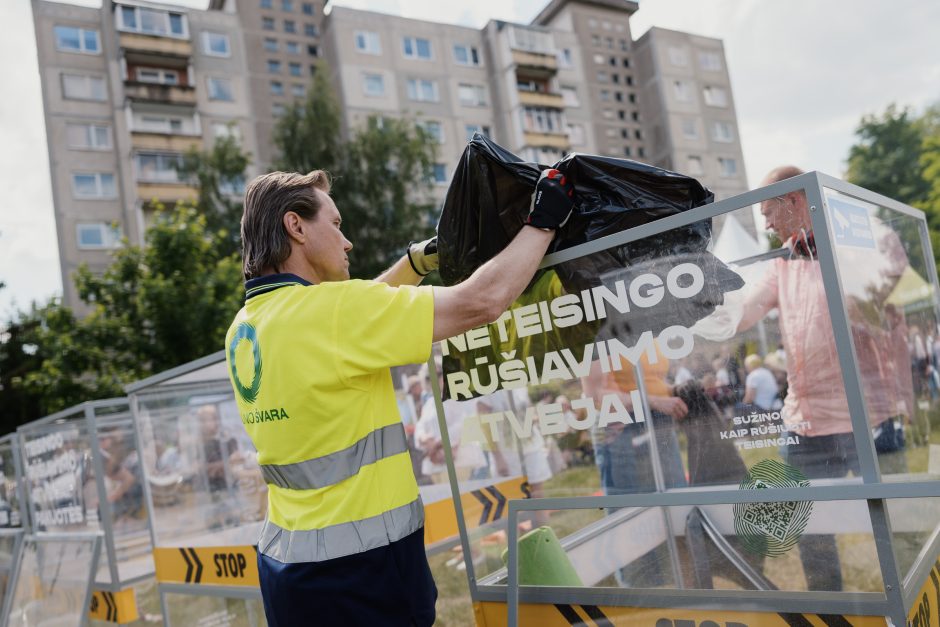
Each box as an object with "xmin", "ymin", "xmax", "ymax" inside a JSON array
[{"xmin": 228, "ymin": 322, "xmax": 263, "ymax": 404}]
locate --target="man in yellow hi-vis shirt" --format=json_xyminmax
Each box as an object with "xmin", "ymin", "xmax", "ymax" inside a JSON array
[{"xmin": 225, "ymin": 168, "xmax": 575, "ymax": 626}]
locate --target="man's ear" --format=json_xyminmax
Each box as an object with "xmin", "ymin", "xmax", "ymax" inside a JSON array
[{"xmin": 283, "ymin": 211, "xmax": 306, "ymax": 244}]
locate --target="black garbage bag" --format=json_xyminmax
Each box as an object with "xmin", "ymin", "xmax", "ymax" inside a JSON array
[{"xmin": 436, "ymin": 135, "xmax": 744, "ymax": 400}]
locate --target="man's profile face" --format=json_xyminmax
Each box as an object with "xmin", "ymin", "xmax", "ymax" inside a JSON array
[
  {"xmin": 759, "ymin": 190, "xmax": 810, "ymax": 243},
  {"xmin": 304, "ymin": 190, "xmax": 353, "ymax": 282}
]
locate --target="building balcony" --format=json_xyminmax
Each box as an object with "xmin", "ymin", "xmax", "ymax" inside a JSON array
[
  {"xmin": 119, "ymin": 32, "xmax": 192, "ymax": 59},
  {"xmin": 137, "ymin": 182, "xmax": 198, "ymax": 205},
  {"xmin": 512, "ymin": 49, "xmax": 558, "ymax": 76},
  {"xmin": 523, "ymin": 131, "xmax": 570, "ymax": 150},
  {"xmin": 124, "ymin": 82, "xmax": 196, "ymax": 106},
  {"xmin": 130, "ymin": 132, "xmax": 201, "ymax": 153},
  {"xmin": 518, "ymin": 90, "xmax": 565, "ymax": 109}
]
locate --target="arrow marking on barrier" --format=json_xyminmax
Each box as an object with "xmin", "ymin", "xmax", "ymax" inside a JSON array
[
  {"xmin": 484, "ymin": 486, "xmax": 506, "ymax": 521},
  {"xmin": 179, "ymin": 547, "xmax": 204, "ymax": 583},
  {"xmin": 471, "ymin": 489, "xmax": 493, "ymax": 526},
  {"xmin": 188, "ymin": 547, "xmax": 203, "ymax": 583},
  {"xmin": 554, "ymin": 604, "xmax": 612, "ymax": 626},
  {"xmin": 106, "ymin": 591, "xmax": 115, "ymax": 621},
  {"xmin": 179, "ymin": 548, "xmax": 193, "ymax": 582}
]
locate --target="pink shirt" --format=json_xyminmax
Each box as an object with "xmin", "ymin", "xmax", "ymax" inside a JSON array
[{"xmin": 744, "ymin": 226, "xmax": 907, "ymax": 436}]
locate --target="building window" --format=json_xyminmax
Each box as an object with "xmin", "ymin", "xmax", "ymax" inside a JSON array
[
  {"xmin": 628, "ymin": 93, "xmax": 636, "ymax": 104},
  {"xmin": 522, "ymin": 107, "xmax": 564, "ymax": 134},
  {"xmin": 457, "ymin": 83, "xmax": 486, "ymax": 106},
  {"xmin": 635, "ymin": 129, "xmax": 643, "ymax": 140},
  {"xmin": 76, "ymin": 223, "xmax": 121, "ymax": 250},
  {"xmin": 219, "ymin": 175, "xmax": 246, "ymax": 196},
  {"xmin": 687, "ymin": 156, "xmax": 704, "ymax": 175},
  {"xmin": 609, "ymin": 56, "xmax": 617, "ymax": 67},
  {"xmin": 291, "ymin": 83, "xmax": 305, "ymax": 98},
  {"xmin": 54, "ymin": 26, "xmax": 100, "ymax": 54},
  {"xmin": 284, "ymin": 20, "xmax": 296, "ymax": 33},
  {"xmin": 602, "ymin": 108, "xmax": 613, "ymax": 120},
  {"xmin": 593, "ymin": 53, "xmax": 605, "ymax": 65},
  {"xmin": 638, "ymin": 147, "xmax": 645, "ymax": 158},
  {"xmin": 631, "ymin": 111, "xmax": 640, "ymax": 122},
  {"xmin": 617, "ymin": 109, "xmax": 624, "ymax": 120},
  {"xmin": 302, "ymin": 2, "xmax": 314, "ymax": 15},
  {"xmin": 719, "ymin": 157, "xmax": 738, "ymax": 177},
  {"xmin": 567, "ymin": 123, "xmax": 585, "ymax": 146},
  {"xmin": 611, "ymin": 73, "xmax": 620, "ymax": 84},
  {"xmin": 264, "ymin": 38, "xmax": 278, "ymax": 52},
  {"xmin": 712, "ymin": 121, "xmax": 734, "ymax": 142},
  {"xmin": 614, "ymin": 91, "xmax": 623, "ymax": 102},
  {"xmin": 134, "ymin": 113, "xmax": 193, "ymax": 134},
  {"xmin": 596, "ymin": 71, "xmax": 608, "ymax": 83},
  {"xmin": 207, "ymin": 77, "xmax": 234, "ymax": 101},
  {"xmin": 202, "ymin": 32, "xmax": 231, "ymax": 57},
  {"xmin": 118, "ymin": 6, "xmax": 187, "ymax": 37},
  {"xmin": 289, "ymin": 62, "xmax": 302, "ymax": 76},
  {"xmin": 267, "ymin": 59, "xmax": 281, "ymax": 73},
  {"xmin": 355, "ymin": 30, "xmax": 380, "ymax": 55},
  {"xmin": 72, "ymin": 172, "xmax": 116, "ymax": 198},
  {"xmin": 262, "ymin": 17, "xmax": 275, "ymax": 30},
  {"xmin": 673, "ymin": 80, "xmax": 691, "ymax": 102},
  {"xmin": 136, "ymin": 152, "xmax": 184, "ymax": 183},
  {"xmin": 62, "ymin": 73, "xmax": 106, "ymax": 101},
  {"xmin": 286, "ymin": 41, "xmax": 300, "ymax": 54},
  {"xmin": 620, "ymin": 39, "xmax": 629, "ymax": 52},
  {"xmin": 668, "ymin": 46, "xmax": 688, "ymax": 66},
  {"xmin": 558, "ymin": 48, "xmax": 573, "ymax": 68},
  {"xmin": 402, "ymin": 36, "xmax": 432, "ymax": 60},
  {"xmin": 272, "ymin": 103, "xmax": 286, "ymax": 116},
  {"xmin": 699, "ymin": 51, "xmax": 722, "ymax": 72},
  {"xmin": 591, "ymin": 35, "xmax": 600, "ymax": 47},
  {"xmin": 211, "ymin": 122, "xmax": 239, "ymax": 140},
  {"xmin": 432, "ymin": 163, "xmax": 447, "ymax": 184},
  {"xmin": 260, "ymin": 0, "xmax": 272, "ymax": 7},
  {"xmin": 561, "ymin": 86, "xmax": 579, "ymax": 107},
  {"xmin": 465, "ymin": 124, "xmax": 490, "ymax": 142},
  {"xmin": 270, "ymin": 81, "xmax": 284, "ymax": 95},
  {"xmin": 66, "ymin": 123, "xmax": 111, "ymax": 150},
  {"xmin": 681, "ymin": 118, "xmax": 698, "ymax": 139},
  {"xmin": 308, "ymin": 44, "xmax": 318, "ymax": 56},
  {"xmin": 407, "ymin": 78, "xmax": 439, "ymax": 102},
  {"xmin": 305, "ymin": 23, "xmax": 318, "ymax": 37},
  {"xmin": 282, "ymin": 0, "xmax": 293, "ymax": 11},
  {"xmin": 136, "ymin": 67, "xmax": 179, "ymax": 84},
  {"xmin": 417, "ymin": 120, "xmax": 444, "ymax": 144},
  {"xmin": 453, "ymin": 44, "xmax": 480, "ymax": 66},
  {"xmin": 362, "ymin": 73, "xmax": 384, "ymax": 97},
  {"xmin": 703, "ymin": 86, "xmax": 728, "ymax": 107},
  {"xmin": 622, "ymin": 57, "xmax": 630, "ymax": 68}
]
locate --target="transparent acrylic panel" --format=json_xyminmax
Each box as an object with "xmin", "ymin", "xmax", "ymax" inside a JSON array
[
  {"xmin": 0, "ymin": 436, "xmax": 23, "ymax": 528},
  {"xmin": 0, "ymin": 531, "xmax": 20, "ymax": 617},
  {"xmin": 135, "ymin": 380, "xmax": 266, "ymax": 548},
  {"xmin": 19, "ymin": 411, "xmax": 120, "ymax": 585},
  {"xmin": 825, "ymin": 188, "xmax": 940, "ymax": 483},
  {"xmin": 436, "ymin": 198, "xmax": 865, "ymax": 584},
  {"xmin": 163, "ymin": 592, "xmax": 266, "ymax": 627},
  {"xmin": 508, "ymin": 500, "xmax": 883, "ymax": 593},
  {"xmin": 95, "ymin": 413, "xmax": 154, "ymax": 583},
  {"xmin": 885, "ymin": 496, "xmax": 940, "ymax": 587},
  {"xmin": 6, "ymin": 535, "xmax": 99, "ymax": 627}
]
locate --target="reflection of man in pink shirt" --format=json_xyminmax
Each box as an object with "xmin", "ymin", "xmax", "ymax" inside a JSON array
[{"xmin": 737, "ymin": 165, "xmax": 909, "ymax": 591}]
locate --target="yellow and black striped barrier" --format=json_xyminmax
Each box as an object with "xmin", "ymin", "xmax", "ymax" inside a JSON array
[
  {"xmin": 88, "ymin": 588, "xmax": 139, "ymax": 624},
  {"xmin": 473, "ymin": 601, "xmax": 891, "ymax": 626},
  {"xmin": 153, "ymin": 545, "xmax": 260, "ymax": 587},
  {"xmin": 424, "ymin": 476, "xmax": 530, "ymax": 546}
]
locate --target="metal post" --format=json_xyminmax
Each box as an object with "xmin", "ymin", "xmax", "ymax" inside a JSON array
[{"xmin": 86, "ymin": 404, "xmax": 122, "ymax": 586}]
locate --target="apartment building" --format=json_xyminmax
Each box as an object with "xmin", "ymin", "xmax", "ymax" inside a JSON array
[
  {"xmin": 212, "ymin": 0, "xmax": 326, "ymax": 168},
  {"xmin": 33, "ymin": 0, "xmax": 259, "ymax": 308},
  {"xmin": 34, "ymin": 0, "xmax": 749, "ymax": 308}
]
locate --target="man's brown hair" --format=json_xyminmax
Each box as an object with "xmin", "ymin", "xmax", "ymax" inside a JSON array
[{"xmin": 241, "ymin": 170, "xmax": 331, "ymax": 279}]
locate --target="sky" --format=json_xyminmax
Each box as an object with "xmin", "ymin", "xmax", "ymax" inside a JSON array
[{"xmin": 1, "ymin": 0, "xmax": 938, "ymax": 316}]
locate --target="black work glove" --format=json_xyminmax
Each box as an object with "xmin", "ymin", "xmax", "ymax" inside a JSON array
[
  {"xmin": 526, "ymin": 168, "xmax": 575, "ymax": 230},
  {"xmin": 407, "ymin": 237, "xmax": 438, "ymax": 276}
]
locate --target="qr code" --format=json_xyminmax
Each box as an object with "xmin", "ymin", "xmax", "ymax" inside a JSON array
[{"xmin": 740, "ymin": 500, "xmax": 798, "ymax": 542}]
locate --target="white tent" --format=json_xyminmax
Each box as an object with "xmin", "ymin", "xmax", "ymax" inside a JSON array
[{"xmin": 711, "ymin": 213, "xmax": 765, "ymax": 264}]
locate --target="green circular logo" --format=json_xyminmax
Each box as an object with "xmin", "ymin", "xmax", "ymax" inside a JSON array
[
  {"xmin": 229, "ymin": 322, "xmax": 262, "ymax": 404},
  {"xmin": 733, "ymin": 459, "xmax": 813, "ymax": 557}
]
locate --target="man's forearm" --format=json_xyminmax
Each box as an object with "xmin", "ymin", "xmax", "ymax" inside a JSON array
[{"xmin": 375, "ymin": 255, "xmax": 424, "ymax": 287}]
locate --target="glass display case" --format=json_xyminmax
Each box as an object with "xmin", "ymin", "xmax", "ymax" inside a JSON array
[
  {"xmin": 0, "ymin": 433, "xmax": 25, "ymax": 623},
  {"xmin": 16, "ymin": 400, "xmax": 154, "ymax": 592},
  {"xmin": 128, "ymin": 352, "xmax": 267, "ymax": 626},
  {"xmin": 428, "ymin": 171, "xmax": 940, "ymax": 626}
]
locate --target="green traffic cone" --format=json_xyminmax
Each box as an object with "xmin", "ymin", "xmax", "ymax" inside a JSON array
[{"xmin": 502, "ymin": 526, "xmax": 584, "ymax": 586}]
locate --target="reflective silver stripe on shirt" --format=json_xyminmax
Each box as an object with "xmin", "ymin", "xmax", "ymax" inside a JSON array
[
  {"xmin": 258, "ymin": 497, "xmax": 424, "ymax": 563},
  {"xmin": 260, "ymin": 422, "xmax": 409, "ymax": 490}
]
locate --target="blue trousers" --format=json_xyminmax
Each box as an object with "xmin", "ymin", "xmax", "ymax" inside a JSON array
[{"xmin": 258, "ymin": 527, "xmax": 437, "ymax": 627}]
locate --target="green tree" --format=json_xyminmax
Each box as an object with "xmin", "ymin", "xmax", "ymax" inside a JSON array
[
  {"xmin": 273, "ymin": 69, "xmax": 438, "ymax": 279},
  {"xmin": 13, "ymin": 202, "xmax": 243, "ymax": 417},
  {"xmin": 178, "ymin": 131, "xmax": 251, "ymax": 257},
  {"xmin": 0, "ymin": 300, "xmax": 45, "ymax": 432}
]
